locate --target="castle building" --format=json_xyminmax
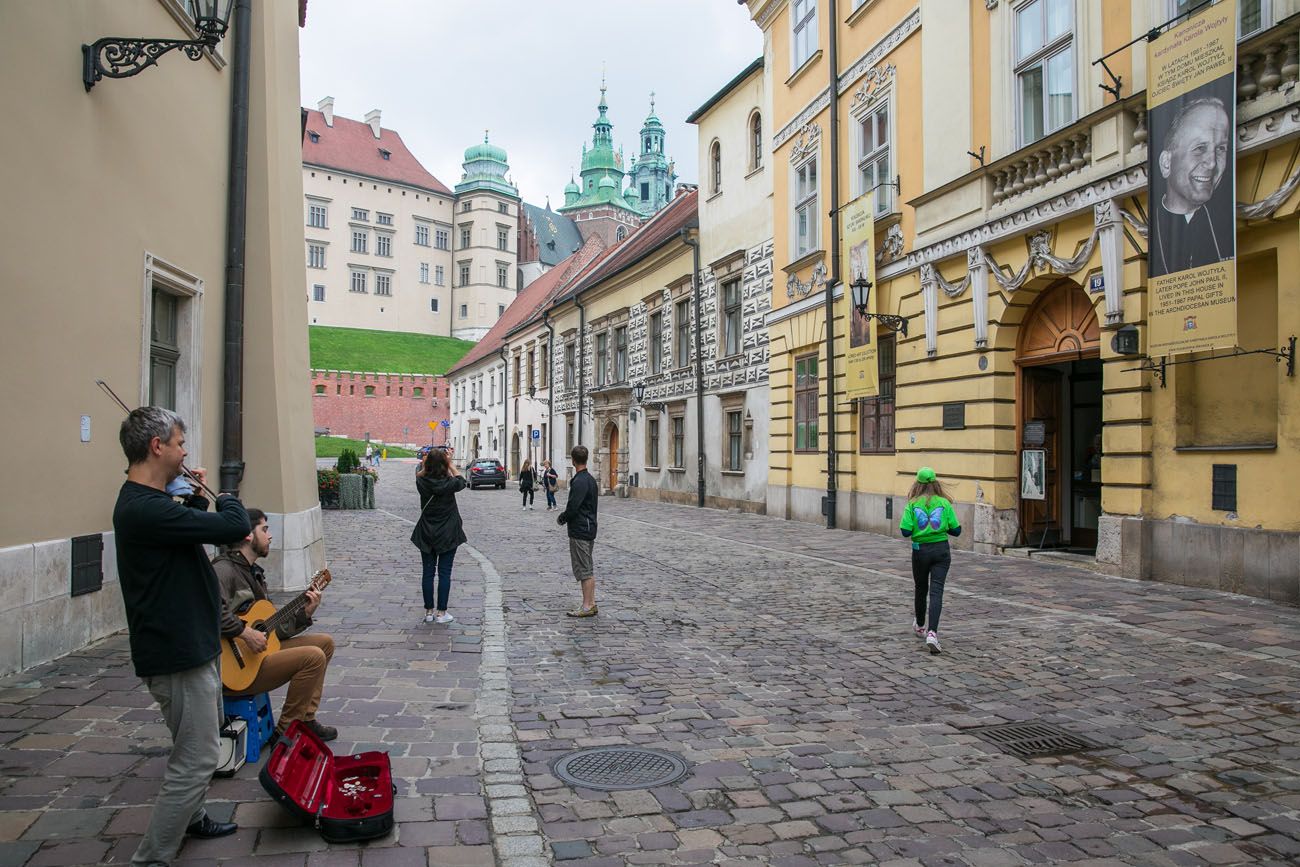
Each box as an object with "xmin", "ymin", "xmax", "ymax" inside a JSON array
[{"xmin": 451, "ymin": 133, "xmax": 522, "ymax": 341}]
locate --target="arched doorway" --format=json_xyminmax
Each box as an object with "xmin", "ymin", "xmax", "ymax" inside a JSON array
[
  {"xmin": 605, "ymin": 422, "xmax": 620, "ymax": 490},
  {"xmin": 1016, "ymin": 280, "xmax": 1101, "ymax": 549},
  {"xmin": 510, "ymin": 433, "xmax": 521, "ymax": 478}
]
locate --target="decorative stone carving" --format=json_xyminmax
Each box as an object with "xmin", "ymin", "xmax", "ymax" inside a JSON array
[
  {"xmin": 774, "ymin": 91, "xmax": 832, "ymax": 151},
  {"xmin": 876, "ymin": 222, "xmax": 904, "ymax": 265},
  {"xmin": 786, "ymin": 259, "xmax": 827, "ymax": 299},
  {"xmin": 849, "ymin": 64, "xmax": 895, "ymax": 114},
  {"xmin": 788, "ymin": 123, "xmax": 822, "ymax": 164},
  {"xmin": 1239, "ymin": 163, "xmax": 1300, "ymax": 220},
  {"xmin": 993, "ymin": 131, "xmax": 1092, "ymax": 205},
  {"xmin": 836, "ymin": 8, "xmax": 922, "ymax": 96}
]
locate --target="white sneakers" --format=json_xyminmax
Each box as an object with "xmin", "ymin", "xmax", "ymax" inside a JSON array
[
  {"xmin": 912, "ymin": 622, "xmax": 925, "ymax": 639},
  {"xmin": 424, "ymin": 611, "xmax": 454, "ymax": 624},
  {"xmin": 434, "ymin": 612, "xmax": 455, "ymax": 624},
  {"xmin": 926, "ymin": 631, "xmax": 942, "ymax": 654},
  {"xmin": 423, "ymin": 612, "xmax": 435, "ymax": 623}
]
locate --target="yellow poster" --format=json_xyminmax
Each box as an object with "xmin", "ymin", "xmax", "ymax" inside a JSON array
[
  {"xmin": 841, "ymin": 192, "xmax": 877, "ymax": 400},
  {"xmin": 1147, "ymin": 0, "xmax": 1236, "ymax": 356}
]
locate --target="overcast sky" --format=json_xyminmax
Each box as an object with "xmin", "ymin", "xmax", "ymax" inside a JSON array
[{"xmin": 299, "ymin": 1, "xmax": 761, "ymax": 207}]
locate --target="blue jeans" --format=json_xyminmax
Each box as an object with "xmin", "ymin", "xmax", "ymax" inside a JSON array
[
  {"xmin": 421, "ymin": 547, "xmax": 457, "ymax": 611},
  {"xmin": 545, "ymin": 488, "xmax": 557, "ymax": 508}
]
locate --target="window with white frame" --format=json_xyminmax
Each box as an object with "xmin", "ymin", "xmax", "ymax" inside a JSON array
[
  {"xmin": 671, "ymin": 415, "xmax": 685, "ymax": 468},
  {"xmin": 1171, "ymin": 0, "xmax": 1268, "ymax": 38},
  {"xmin": 794, "ymin": 156, "xmax": 819, "ymax": 257},
  {"xmin": 308, "ymin": 243, "xmax": 326, "ymax": 269},
  {"xmin": 377, "ymin": 212, "xmax": 393, "ymax": 226},
  {"xmin": 649, "ymin": 310, "xmax": 664, "ymax": 374},
  {"xmin": 461, "ymin": 200, "xmax": 472, "ymax": 213},
  {"xmin": 726, "ymin": 409, "xmax": 744, "ymax": 471},
  {"xmin": 350, "ymin": 270, "xmax": 367, "ymax": 293},
  {"xmin": 415, "ymin": 223, "xmax": 430, "ymax": 246},
  {"xmin": 351, "ymin": 230, "xmax": 368, "ymax": 254},
  {"xmin": 615, "ymin": 326, "xmax": 627, "ymax": 382},
  {"xmin": 435, "ymin": 228, "xmax": 449, "ymax": 249},
  {"xmin": 750, "ymin": 111, "xmax": 763, "ymax": 170},
  {"xmin": 431, "ymin": 298, "xmax": 440, "ymax": 313},
  {"xmin": 1015, "ymin": 0, "xmax": 1074, "ymax": 146},
  {"xmin": 858, "ymin": 100, "xmax": 893, "ymax": 215},
  {"xmin": 312, "ymin": 284, "xmax": 325, "ymax": 302},
  {"xmin": 352, "ymin": 207, "xmax": 369, "ymax": 221},
  {"xmin": 791, "ymin": 0, "xmax": 818, "ymax": 70},
  {"xmin": 496, "ymin": 263, "xmax": 509, "ymax": 288},
  {"xmin": 460, "ymin": 226, "xmax": 472, "ymax": 248},
  {"xmin": 150, "ymin": 288, "xmax": 181, "ymax": 409},
  {"xmin": 459, "ymin": 303, "xmax": 468, "ymax": 318},
  {"xmin": 497, "ymin": 227, "xmax": 509, "ymax": 251},
  {"xmin": 647, "ymin": 418, "xmax": 660, "ymax": 468},
  {"xmin": 721, "ymin": 278, "xmax": 743, "ymax": 357},
  {"xmin": 565, "ymin": 342, "xmax": 576, "ymax": 389},
  {"xmin": 376, "ymin": 233, "xmax": 392, "ymax": 257},
  {"xmin": 419, "ymin": 262, "xmax": 430, "ymax": 284},
  {"xmin": 710, "ymin": 141, "xmax": 722, "ymax": 193},
  {"xmin": 308, "ymin": 203, "xmax": 327, "ymax": 228},
  {"xmin": 499, "ymin": 202, "xmax": 509, "ymax": 214},
  {"xmin": 596, "ymin": 332, "xmax": 608, "ymax": 386},
  {"xmin": 458, "ymin": 263, "xmax": 470, "ymax": 286},
  {"xmin": 375, "ymin": 273, "xmax": 392, "ymax": 296},
  {"xmin": 498, "ymin": 303, "xmax": 505, "ymax": 317},
  {"xmin": 435, "ymin": 265, "xmax": 445, "ymax": 286},
  {"xmin": 675, "ymin": 298, "xmax": 691, "ymax": 368}
]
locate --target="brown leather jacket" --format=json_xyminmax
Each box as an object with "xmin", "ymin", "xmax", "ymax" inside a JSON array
[{"xmin": 213, "ymin": 550, "xmax": 311, "ymax": 641}]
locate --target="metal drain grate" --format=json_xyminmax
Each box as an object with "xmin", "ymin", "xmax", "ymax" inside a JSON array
[
  {"xmin": 552, "ymin": 747, "xmax": 690, "ymax": 791},
  {"xmin": 964, "ymin": 722, "xmax": 1099, "ymax": 758}
]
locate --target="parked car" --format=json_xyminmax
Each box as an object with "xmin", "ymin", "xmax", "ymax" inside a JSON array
[
  {"xmin": 416, "ymin": 444, "xmax": 451, "ymax": 460},
  {"xmin": 467, "ymin": 458, "xmax": 506, "ymax": 489}
]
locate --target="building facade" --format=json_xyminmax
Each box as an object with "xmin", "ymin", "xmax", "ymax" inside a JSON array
[
  {"xmin": 0, "ymin": 0, "xmax": 323, "ymax": 675},
  {"xmin": 303, "ymin": 100, "xmax": 457, "ymax": 336},
  {"xmin": 750, "ymin": 0, "xmax": 1300, "ymax": 604},
  {"xmin": 310, "ymin": 371, "xmax": 449, "ymax": 447},
  {"xmin": 451, "ymin": 136, "xmax": 523, "ymax": 341}
]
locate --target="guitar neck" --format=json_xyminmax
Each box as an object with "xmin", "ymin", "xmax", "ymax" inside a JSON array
[{"xmin": 262, "ymin": 591, "xmax": 310, "ymax": 635}]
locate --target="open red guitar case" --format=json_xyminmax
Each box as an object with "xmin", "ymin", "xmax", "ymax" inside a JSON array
[{"xmin": 258, "ymin": 720, "xmax": 395, "ymax": 843}]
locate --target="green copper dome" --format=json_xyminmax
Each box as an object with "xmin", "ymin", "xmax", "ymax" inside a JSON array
[
  {"xmin": 455, "ymin": 131, "xmax": 517, "ymax": 197},
  {"xmin": 564, "ymin": 176, "xmax": 580, "ymax": 194},
  {"xmin": 598, "ymin": 173, "xmax": 617, "ymax": 191},
  {"xmin": 623, "ymin": 185, "xmax": 640, "ymax": 203},
  {"xmin": 464, "ymin": 134, "xmax": 508, "ymax": 165}
]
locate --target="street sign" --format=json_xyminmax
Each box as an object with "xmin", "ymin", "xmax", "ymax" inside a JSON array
[
  {"xmin": 531, "ymin": 429, "xmax": 540, "ymax": 441},
  {"xmin": 428, "ymin": 421, "xmax": 437, "ymax": 430},
  {"xmin": 440, "ymin": 419, "xmax": 451, "ymax": 428}
]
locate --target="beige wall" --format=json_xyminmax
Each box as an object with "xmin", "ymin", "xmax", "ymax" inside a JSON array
[
  {"xmin": 451, "ymin": 193, "xmax": 521, "ymax": 341},
  {"xmin": 0, "ymin": 0, "xmax": 322, "ymax": 673},
  {"xmin": 697, "ymin": 67, "xmax": 773, "ymax": 266}
]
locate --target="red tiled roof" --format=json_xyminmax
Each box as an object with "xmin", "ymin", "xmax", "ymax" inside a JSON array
[
  {"xmin": 559, "ymin": 189, "xmax": 699, "ymax": 302},
  {"xmin": 301, "ymin": 109, "xmax": 451, "ymax": 196},
  {"xmin": 446, "ymin": 237, "xmax": 614, "ymax": 377}
]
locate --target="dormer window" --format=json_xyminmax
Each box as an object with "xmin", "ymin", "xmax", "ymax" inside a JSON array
[
  {"xmin": 308, "ymin": 131, "xmax": 320, "ymax": 143},
  {"xmin": 378, "ymin": 148, "xmax": 391, "ymax": 160}
]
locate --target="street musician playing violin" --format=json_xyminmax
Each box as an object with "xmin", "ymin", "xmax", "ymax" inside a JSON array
[{"xmin": 214, "ymin": 508, "xmax": 338, "ymax": 741}]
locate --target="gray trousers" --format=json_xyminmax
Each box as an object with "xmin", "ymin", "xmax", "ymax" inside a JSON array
[{"xmin": 132, "ymin": 657, "xmax": 221, "ymax": 866}]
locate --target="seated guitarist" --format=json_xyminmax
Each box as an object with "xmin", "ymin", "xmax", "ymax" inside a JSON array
[{"xmin": 214, "ymin": 508, "xmax": 338, "ymax": 741}]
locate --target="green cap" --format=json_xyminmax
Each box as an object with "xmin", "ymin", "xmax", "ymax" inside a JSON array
[{"xmin": 916, "ymin": 467, "xmax": 936, "ymax": 483}]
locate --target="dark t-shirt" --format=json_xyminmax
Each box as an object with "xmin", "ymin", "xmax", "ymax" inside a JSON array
[{"xmin": 112, "ymin": 481, "xmax": 251, "ymax": 677}]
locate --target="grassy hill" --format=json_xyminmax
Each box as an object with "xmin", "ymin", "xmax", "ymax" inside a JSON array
[{"xmin": 309, "ymin": 326, "xmax": 473, "ymax": 376}]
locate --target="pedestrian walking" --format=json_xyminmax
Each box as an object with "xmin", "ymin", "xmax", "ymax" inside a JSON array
[
  {"xmin": 899, "ymin": 467, "xmax": 962, "ymax": 654},
  {"xmin": 557, "ymin": 445, "xmax": 598, "ymax": 617},
  {"xmin": 411, "ymin": 447, "xmax": 468, "ymax": 625},
  {"xmin": 542, "ymin": 459, "xmax": 559, "ymax": 511},
  {"xmin": 519, "ymin": 459, "xmax": 536, "ymax": 510},
  {"xmin": 364, "ymin": 443, "xmax": 373, "ymax": 467},
  {"xmin": 112, "ymin": 407, "xmax": 252, "ymax": 865}
]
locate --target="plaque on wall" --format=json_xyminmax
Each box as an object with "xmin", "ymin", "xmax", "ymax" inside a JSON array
[
  {"xmin": 1023, "ymin": 420, "xmax": 1046, "ymax": 447},
  {"xmin": 942, "ymin": 402, "xmax": 966, "ymax": 430}
]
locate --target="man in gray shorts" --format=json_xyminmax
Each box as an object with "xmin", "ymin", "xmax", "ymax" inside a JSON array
[{"xmin": 557, "ymin": 445, "xmax": 599, "ymax": 617}]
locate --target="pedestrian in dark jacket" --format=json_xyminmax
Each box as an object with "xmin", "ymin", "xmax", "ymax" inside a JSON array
[
  {"xmin": 519, "ymin": 459, "xmax": 536, "ymax": 510},
  {"xmin": 411, "ymin": 447, "xmax": 467, "ymax": 624},
  {"xmin": 112, "ymin": 407, "xmax": 250, "ymax": 865},
  {"xmin": 557, "ymin": 445, "xmax": 598, "ymax": 617},
  {"xmin": 542, "ymin": 459, "xmax": 559, "ymax": 511}
]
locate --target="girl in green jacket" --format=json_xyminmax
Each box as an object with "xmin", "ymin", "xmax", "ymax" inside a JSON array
[{"xmin": 899, "ymin": 467, "xmax": 962, "ymax": 654}]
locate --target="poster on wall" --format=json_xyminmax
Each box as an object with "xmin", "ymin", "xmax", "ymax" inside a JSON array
[
  {"xmin": 1146, "ymin": 0, "xmax": 1237, "ymax": 356},
  {"xmin": 841, "ymin": 191, "xmax": 878, "ymax": 400},
  {"xmin": 1020, "ymin": 449, "xmax": 1046, "ymax": 501}
]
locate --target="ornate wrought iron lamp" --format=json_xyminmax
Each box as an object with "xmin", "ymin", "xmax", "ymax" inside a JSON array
[
  {"xmin": 631, "ymin": 381, "xmax": 665, "ymax": 415},
  {"xmin": 850, "ymin": 276, "xmax": 908, "ymax": 337},
  {"xmin": 83, "ymin": 0, "xmax": 234, "ymax": 91}
]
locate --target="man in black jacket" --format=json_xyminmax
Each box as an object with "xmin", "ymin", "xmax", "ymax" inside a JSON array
[
  {"xmin": 112, "ymin": 407, "xmax": 251, "ymax": 866},
  {"xmin": 557, "ymin": 445, "xmax": 599, "ymax": 617}
]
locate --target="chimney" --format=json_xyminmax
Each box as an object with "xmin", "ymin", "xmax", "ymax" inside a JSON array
[
  {"xmin": 318, "ymin": 96, "xmax": 334, "ymax": 127},
  {"xmin": 365, "ymin": 109, "xmax": 382, "ymax": 139}
]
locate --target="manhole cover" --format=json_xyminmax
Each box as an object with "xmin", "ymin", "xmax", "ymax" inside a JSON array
[
  {"xmin": 552, "ymin": 747, "xmax": 689, "ymax": 791},
  {"xmin": 964, "ymin": 722, "xmax": 1099, "ymax": 758}
]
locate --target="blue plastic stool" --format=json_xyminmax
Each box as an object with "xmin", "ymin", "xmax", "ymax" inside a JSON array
[{"xmin": 222, "ymin": 693, "xmax": 276, "ymax": 763}]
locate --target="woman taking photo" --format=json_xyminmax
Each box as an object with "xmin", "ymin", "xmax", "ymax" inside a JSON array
[{"xmin": 411, "ymin": 448, "xmax": 467, "ymax": 624}]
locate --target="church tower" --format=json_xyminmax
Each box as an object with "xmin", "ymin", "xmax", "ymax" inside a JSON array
[
  {"xmin": 557, "ymin": 79, "xmax": 645, "ymax": 246},
  {"xmin": 627, "ymin": 93, "xmax": 678, "ymax": 216}
]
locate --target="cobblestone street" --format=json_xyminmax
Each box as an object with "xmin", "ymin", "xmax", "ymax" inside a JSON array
[{"xmin": 1, "ymin": 462, "xmax": 1299, "ymax": 866}]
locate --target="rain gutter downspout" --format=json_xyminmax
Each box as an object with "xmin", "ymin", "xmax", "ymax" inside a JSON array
[
  {"xmin": 575, "ymin": 298, "xmax": 586, "ymax": 448},
  {"xmin": 499, "ymin": 345, "xmax": 510, "ymax": 474},
  {"xmin": 219, "ymin": 0, "xmax": 252, "ymax": 495},
  {"xmin": 823, "ymin": 0, "xmax": 841, "ymax": 529},
  {"xmin": 679, "ymin": 226, "xmax": 705, "ymax": 508},
  {"xmin": 543, "ymin": 310, "xmax": 556, "ymax": 463}
]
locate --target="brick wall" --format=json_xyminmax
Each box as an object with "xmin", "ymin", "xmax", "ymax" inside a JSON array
[{"xmin": 311, "ymin": 370, "xmax": 450, "ymax": 447}]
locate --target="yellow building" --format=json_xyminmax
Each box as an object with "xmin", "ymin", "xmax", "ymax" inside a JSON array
[
  {"xmin": 749, "ymin": 0, "xmax": 1300, "ymax": 603},
  {"xmin": 0, "ymin": 0, "xmax": 323, "ymax": 674}
]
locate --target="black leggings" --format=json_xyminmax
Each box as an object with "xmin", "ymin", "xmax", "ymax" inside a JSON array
[
  {"xmin": 521, "ymin": 488, "xmax": 534, "ymax": 507},
  {"xmin": 911, "ymin": 541, "xmax": 951, "ymax": 633}
]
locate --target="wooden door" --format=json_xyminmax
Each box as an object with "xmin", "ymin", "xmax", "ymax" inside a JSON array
[
  {"xmin": 608, "ymin": 426, "xmax": 619, "ymax": 489},
  {"xmin": 1020, "ymin": 367, "xmax": 1062, "ymax": 544}
]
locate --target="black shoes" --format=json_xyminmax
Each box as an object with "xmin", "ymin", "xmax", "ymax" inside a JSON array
[
  {"xmin": 186, "ymin": 816, "xmax": 238, "ymax": 838},
  {"xmin": 305, "ymin": 719, "xmax": 338, "ymax": 742}
]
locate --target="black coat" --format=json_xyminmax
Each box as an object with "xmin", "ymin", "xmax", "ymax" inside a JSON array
[
  {"xmin": 519, "ymin": 468, "xmax": 535, "ymax": 492},
  {"xmin": 411, "ymin": 473, "xmax": 468, "ymax": 554},
  {"xmin": 557, "ymin": 469, "xmax": 598, "ymax": 540}
]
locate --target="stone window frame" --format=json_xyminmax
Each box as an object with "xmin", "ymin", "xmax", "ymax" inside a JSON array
[
  {"xmin": 375, "ymin": 231, "xmax": 394, "ymax": 258},
  {"xmin": 794, "ymin": 351, "xmax": 820, "ymax": 453},
  {"xmin": 670, "ymin": 276, "xmax": 694, "ymax": 370},
  {"xmin": 720, "ymin": 392, "xmax": 747, "ymax": 473},
  {"xmin": 710, "ymin": 251, "xmax": 747, "ymax": 361},
  {"xmin": 351, "ymin": 228, "xmax": 369, "ymax": 254},
  {"xmin": 142, "ymin": 254, "xmax": 204, "ymax": 456},
  {"xmin": 645, "ymin": 414, "xmax": 662, "ymax": 471},
  {"xmin": 414, "ymin": 222, "xmax": 430, "ymax": 247},
  {"xmin": 858, "ymin": 332, "xmax": 897, "ymax": 454},
  {"xmin": 307, "ymin": 241, "xmax": 327, "ymax": 269},
  {"xmin": 669, "ymin": 406, "xmax": 687, "ymax": 471}
]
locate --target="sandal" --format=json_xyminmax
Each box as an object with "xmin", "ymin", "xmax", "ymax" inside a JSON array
[{"xmin": 565, "ymin": 605, "xmax": 598, "ymax": 617}]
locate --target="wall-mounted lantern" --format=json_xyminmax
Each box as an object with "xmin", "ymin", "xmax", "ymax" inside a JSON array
[{"xmin": 83, "ymin": 0, "xmax": 234, "ymax": 91}]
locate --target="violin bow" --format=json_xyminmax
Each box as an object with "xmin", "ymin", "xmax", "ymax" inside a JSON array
[{"xmin": 95, "ymin": 379, "xmax": 221, "ymax": 500}]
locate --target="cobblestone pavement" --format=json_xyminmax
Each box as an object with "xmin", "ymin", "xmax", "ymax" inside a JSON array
[
  {"xmin": 1, "ymin": 464, "xmax": 1299, "ymax": 867},
  {"xmin": 479, "ymin": 490, "xmax": 1300, "ymax": 867}
]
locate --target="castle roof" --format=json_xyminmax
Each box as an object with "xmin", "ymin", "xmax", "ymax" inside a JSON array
[
  {"xmin": 301, "ymin": 109, "xmax": 450, "ymax": 196},
  {"xmin": 522, "ymin": 203, "xmax": 583, "ymax": 267}
]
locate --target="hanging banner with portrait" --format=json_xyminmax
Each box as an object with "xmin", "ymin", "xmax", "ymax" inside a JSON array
[
  {"xmin": 1146, "ymin": 0, "xmax": 1237, "ymax": 356},
  {"xmin": 841, "ymin": 192, "xmax": 878, "ymax": 399}
]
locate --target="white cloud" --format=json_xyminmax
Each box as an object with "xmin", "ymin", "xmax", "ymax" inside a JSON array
[{"xmin": 299, "ymin": 0, "xmax": 761, "ymax": 206}]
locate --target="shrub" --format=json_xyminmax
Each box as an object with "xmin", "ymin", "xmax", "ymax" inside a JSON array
[
  {"xmin": 317, "ymin": 468, "xmax": 341, "ymax": 509},
  {"xmin": 337, "ymin": 449, "xmax": 360, "ymax": 474}
]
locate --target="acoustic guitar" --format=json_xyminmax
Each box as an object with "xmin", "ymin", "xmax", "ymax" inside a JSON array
[{"xmin": 221, "ymin": 569, "xmax": 332, "ymax": 693}]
